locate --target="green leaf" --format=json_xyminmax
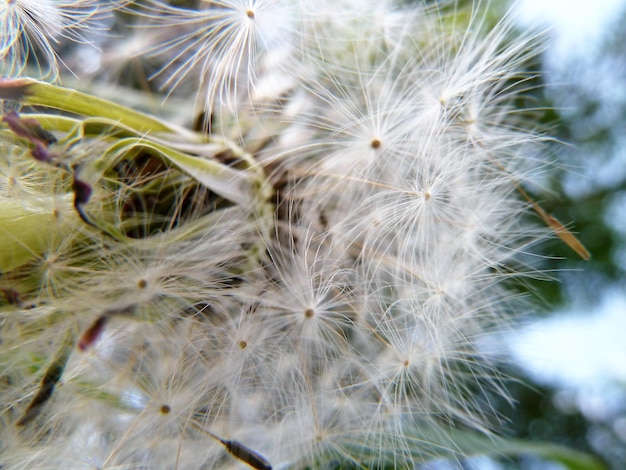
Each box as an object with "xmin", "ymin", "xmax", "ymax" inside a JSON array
[
  {"xmin": 329, "ymin": 427, "xmax": 606, "ymax": 470},
  {"xmin": 0, "ymin": 78, "xmax": 181, "ymax": 136},
  {"xmin": 0, "ymin": 198, "xmax": 75, "ymax": 272},
  {"xmin": 438, "ymin": 428, "xmax": 607, "ymax": 470}
]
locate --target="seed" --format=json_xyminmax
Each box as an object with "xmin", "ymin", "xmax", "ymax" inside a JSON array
[{"xmin": 221, "ymin": 438, "xmax": 272, "ymax": 470}]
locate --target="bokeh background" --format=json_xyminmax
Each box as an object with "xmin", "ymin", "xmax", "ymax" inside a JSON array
[{"xmin": 482, "ymin": 0, "xmax": 626, "ymax": 468}]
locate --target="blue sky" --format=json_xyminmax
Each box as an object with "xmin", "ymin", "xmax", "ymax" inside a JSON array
[{"xmin": 515, "ymin": 0, "xmax": 626, "ymax": 58}]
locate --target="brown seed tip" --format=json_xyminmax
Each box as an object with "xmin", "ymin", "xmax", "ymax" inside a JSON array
[
  {"xmin": 0, "ymin": 78, "xmax": 33, "ymax": 101},
  {"xmin": 370, "ymin": 138, "xmax": 382, "ymax": 149},
  {"xmin": 246, "ymin": 9, "xmax": 255, "ymax": 18},
  {"xmin": 160, "ymin": 404, "xmax": 171, "ymax": 414},
  {"xmin": 78, "ymin": 315, "xmax": 109, "ymax": 351},
  {"xmin": 304, "ymin": 308, "xmax": 315, "ymax": 319}
]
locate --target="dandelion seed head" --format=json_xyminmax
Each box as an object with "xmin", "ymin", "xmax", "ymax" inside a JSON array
[
  {"xmin": 0, "ymin": 0, "xmax": 121, "ymax": 79},
  {"xmin": 138, "ymin": 0, "xmax": 298, "ymax": 114},
  {"xmin": 1, "ymin": 0, "xmax": 562, "ymax": 468}
]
